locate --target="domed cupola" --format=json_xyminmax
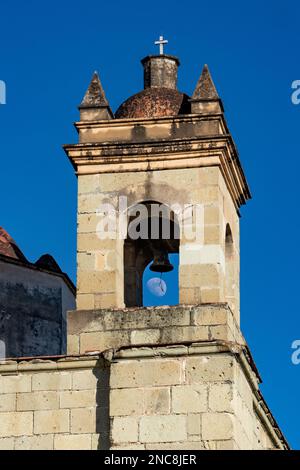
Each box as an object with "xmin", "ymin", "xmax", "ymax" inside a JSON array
[{"xmin": 115, "ymin": 51, "xmax": 191, "ymax": 119}]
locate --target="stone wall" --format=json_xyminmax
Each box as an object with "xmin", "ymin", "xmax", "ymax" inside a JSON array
[
  {"xmin": 0, "ymin": 344, "xmax": 286, "ymax": 450},
  {"xmin": 0, "ymin": 357, "xmax": 108, "ymax": 450},
  {"xmin": 0, "ymin": 304, "xmax": 288, "ymax": 450},
  {"xmin": 109, "ymin": 346, "xmax": 280, "ymax": 450},
  {"xmin": 0, "ymin": 260, "xmax": 75, "ymax": 358}
]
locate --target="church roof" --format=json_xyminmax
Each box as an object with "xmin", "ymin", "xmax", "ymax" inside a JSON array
[
  {"xmin": 0, "ymin": 227, "xmax": 75, "ymax": 294},
  {"xmin": 0, "ymin": 227, "xmax": 27, "ymax": 261}
]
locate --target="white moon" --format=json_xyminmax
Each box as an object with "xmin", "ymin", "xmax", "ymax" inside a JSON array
[{"xmin": 147, "ymin": 277, "xmax": 167, "ymax": 297}]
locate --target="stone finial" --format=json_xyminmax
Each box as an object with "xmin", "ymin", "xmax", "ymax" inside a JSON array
[
  {"xmin": 79, "ymin": 71, "xmax": 113, "ymax": 121},
  {"xmin": 192, "ymin": 64, "xmax": 219, "ymax": 100},
  {"xmin": 191, "ymin": 64, "xmax": 223, "ymax": 114}
]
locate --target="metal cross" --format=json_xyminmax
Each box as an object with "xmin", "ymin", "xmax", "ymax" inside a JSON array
[{"xmin": 155, "ymin": 36, "xmax": 168, "ymax": 55}]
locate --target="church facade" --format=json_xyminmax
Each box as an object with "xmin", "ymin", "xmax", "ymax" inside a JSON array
[{"xmin": 0, "ymin": 45, "xmax": 288, "ymax": 450}]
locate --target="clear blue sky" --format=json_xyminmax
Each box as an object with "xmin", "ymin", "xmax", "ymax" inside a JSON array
[{"xmin": 1, "ymin": 0, "xmax": 300, "ymax": 449}]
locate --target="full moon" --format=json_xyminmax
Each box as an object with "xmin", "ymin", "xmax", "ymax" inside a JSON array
[{"xmin": 147, "ymin": 277, "xmax": 167, "ymax": 297}]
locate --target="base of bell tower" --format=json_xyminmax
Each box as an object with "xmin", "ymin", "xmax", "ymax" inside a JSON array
[{"xmin": 66, "ymin": 303, "xmax": 288, "ymax": 450}]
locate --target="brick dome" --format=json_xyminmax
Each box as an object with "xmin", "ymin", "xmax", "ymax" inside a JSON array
[{"xmin": 115, "ymin": 87, "xmax": 191, "ymax": 119}]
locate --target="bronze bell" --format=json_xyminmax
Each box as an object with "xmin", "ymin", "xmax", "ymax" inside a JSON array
[{"xmin": 150, "ymin": 249, "xmax": 174, "ymax": 273}]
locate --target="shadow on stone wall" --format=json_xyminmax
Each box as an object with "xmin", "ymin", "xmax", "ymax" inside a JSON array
[{"xmin": 93, "ymin": 358, "xmax": 111, "ymax": 449}]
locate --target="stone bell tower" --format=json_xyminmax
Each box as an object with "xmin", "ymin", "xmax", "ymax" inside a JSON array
[{"xmin": 63, "ymin": 42, "xmax": 288, "ymax": 450}]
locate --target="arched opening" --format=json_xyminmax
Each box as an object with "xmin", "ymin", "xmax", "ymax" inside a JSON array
[
  {"xmin": 225, "ymin": 224, "xmax": 235, "ymax": 311},
  {"xmin": 143, "ymin": 254, "xmax": 179, "ymax": 307},
  {"xmin": 124, "ymin": 201, "xmax": 180, "ymax": 307}
]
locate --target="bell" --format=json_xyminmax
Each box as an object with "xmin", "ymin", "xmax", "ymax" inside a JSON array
[{"xmin": 150, "ymin": 249, "xmax": 174, "ymax": 273}]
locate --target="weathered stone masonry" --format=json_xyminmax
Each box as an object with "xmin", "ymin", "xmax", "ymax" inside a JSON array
[{"xmin": 0, "ymin": 305, "xmax": 288, "ymax": 450}]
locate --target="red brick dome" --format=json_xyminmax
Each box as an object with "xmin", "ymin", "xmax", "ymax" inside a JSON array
[{"xmin": 115, "ymin": 87, "xmax": 191, "ymax": 119}]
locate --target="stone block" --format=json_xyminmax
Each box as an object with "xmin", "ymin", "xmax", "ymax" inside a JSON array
[
  {"xmin": 236, "ymin": 367, "xmax": 253, "ymax": 410},
  {"xmin": 198, "ymin": 167, "xmax": 219, "ymax": 186},
  {"xmin": 110, "ymin": 360, "xmax": 182, "ymax": 389},
  {"xmin": 193, "ymin": 186, "xmax": 220, "ymax": 204},
  {"xmin": 17, "ymin": 391, "xmax": 59, "ymax": 411},
  {"xmin": 187, "ymin": 414, "xmax": 201, "ymax": 436},
  {"xmin": 172, "ymin": 385, "xmax": 207, "ymax": 413},
  {"xmin": 67, "ymin": 335, "xmax": 80, "ymax": 355},
  {"xmin": 110, "ymin": 388, "xmax": 144, "ymax": 416},
  {"xmin": 180, "ymin": 287, "xmax": 200, "ymax": 304},
  {"xmin": 208, "ymin": 383, "xmax": 233, "ymax": 412},
  {"xmin": 54, "ymin": 434, "xmax": 92, "ymax": 450},
  {"xmin": 60, "ymin": 390, "xmax": 96, "ymax": 409},
  {"xmin": 111, "ymin": 417, "xmax": 139, "ymax": 443},
  {"xmin": 200, "ymin": 288, "xmax": 222, "ymax": 303},
  {"xmin": 32, "ymin": 372, "xmax": 71, "ymax": 391},
  {"xmin": 204, "ymin": 205, "xmax": 220, "ymax": 225},
  {"xmin": 130, "ymin": 329, "xmax": 160, "ymax": 345},
  {"xmin": 144, "ymin": 388, "xmax": 170, "ymax": 415},
  {"xmin": 180, "ymin": 264, "xmax": 220, "ymax": 288},
  {"xmin": 191, "ymin": 306, "xmax": 228, "ymax": 326},
  {"xmin": 76, "ymin": 294, "xmax": 95, "ymax": 310},
  {"xmin": 180, "ymin": 244, "xmax": 225, "ymax": 268},
  {"xmin": 77, "ymin": 271, "xmax": 116, "ymax": 295},
  {"xmin": 94, "ymin": 251, "xmax": 106, "ymax": 271},
  {"xmin": 186, "ymin": 355, "xmax": 234, "ymax": 383},
  {"xmin": 78, "ymin": 193, "xmax": 107, "ymax": 214},
  {"xmin": 0, "ymin": 374, "xmax": 31, "ymax": 394},
  {"xmin": 94, "ymin": 293, "xmax": 116, "ymax": 309},
  {"xmin": 204, "ymin": 225, "xmax": 221, "ymax": 244},
  {"xmin": 15, "ymin": 434, "xmax": 54, "ymax": 450},
  {"xmin": 78, "ymin": 174, "xmax": 99, "ymax": 194},
  {"xmin": 0, "ymin": 394, "xmax": 16, "ymax": 412},
  {"xmin": 140, "ymin": 415, "xmax": 187, "ymax": 443},
  {"xmin": 0, "ymin": 411, "xmax": 33, "ymax": 437},
  {"xmin": 110, "ymin": 387, "xmax": 170, "ymax": 416},
  {"xmin": 34, "ymin": 410, "xmax": 69, "ymax": 434},
  {"xmin": 77, "ymin": 233, "xmax": 116, "ymax": 252},
  {"xmin": 80, "ymin": 330, "xmax": 130, "ymax": 354},
  {"xmin": 71, "ymin": 408, "xmax": 96, "ymax": 434},
  {"xmin": 77, "ymin": 251, "xmax": 96, "ymax": 271},
  {"xmin": 160, "ymin": 326, "xmax": 209, "ymax": 344},
  {"xmin": 72, "ymin": 368, "xmax": 108, "ymax": 391},
  {"xmin": 209, "ymin": 325, "xmax": 234, "ymax": 342},
  {"xmin": 201, "ymin": 413, "xmax": 234, "ymax": 440}
]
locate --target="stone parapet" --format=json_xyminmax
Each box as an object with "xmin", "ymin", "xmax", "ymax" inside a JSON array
[{"xmin": 67, "ymin": 303, "xmax": 244, "ymax": 356}]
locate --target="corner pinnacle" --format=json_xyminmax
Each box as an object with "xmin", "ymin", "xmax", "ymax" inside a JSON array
[{"xmin": 192, "ymin": 64, "xmax": 219, "ymax": 100}]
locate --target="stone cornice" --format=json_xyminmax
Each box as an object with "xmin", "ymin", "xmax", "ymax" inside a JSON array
[
  {"xmin": 64, "ymin": 134, "xmax": 251, "ymax": 210},
  {"xmin": 73, "ymin": 112, "xmax": 226, "ymax": 130}
]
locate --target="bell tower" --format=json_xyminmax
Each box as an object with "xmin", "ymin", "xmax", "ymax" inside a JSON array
[
  {"xmin": 65, "ymin": 49, "xmax": 250, "ymax": 324},
  {"xmin": 63, "ymin": 44, "xmax": 287, "ymax": 450}
]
